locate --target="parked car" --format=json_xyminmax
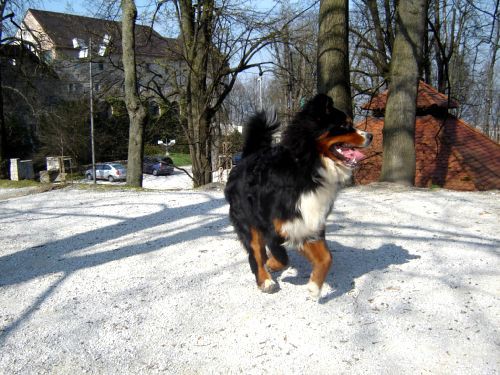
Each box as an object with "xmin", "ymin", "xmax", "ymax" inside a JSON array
[
  {"xmin": 143, "ymin": 156, "xmax": 174, "ymax": 176},
  {"xmin": 85, "ymin": 163, "xmax": 127, "ymax": 182},
  {"xmin": 232, "ymin": 152, "xmax": 242, "ymax": 166}
]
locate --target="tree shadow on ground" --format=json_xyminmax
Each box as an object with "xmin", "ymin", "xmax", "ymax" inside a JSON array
[
  {"xmin": 0, "ymin": 194, "xmax": 228, "ymax": 343},
  {"xmin": 0, "ymin": 196, "xmax": 228, "ymax": 287},
  {"xmin": 280, "ymin": 241, "xmax": 420, "ymax": 304}
]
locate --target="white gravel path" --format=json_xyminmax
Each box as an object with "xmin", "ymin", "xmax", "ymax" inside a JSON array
[{"xmin": 0, "ymin": 182, "xmax": 498, "ymax": 374}]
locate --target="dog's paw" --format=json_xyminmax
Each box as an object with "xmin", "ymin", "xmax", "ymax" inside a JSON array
[
  {"xmin": 260, "ymin": 279, "xmax": 279, "ymax": 294},
  {"xmin": 307, "ymin": 280, "xmax": 321, "ymax": 300}
]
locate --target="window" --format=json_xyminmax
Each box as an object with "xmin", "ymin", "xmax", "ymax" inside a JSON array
[{"xmin": 98, "ymin": 63, "xmax": 104, "ymax": 71}]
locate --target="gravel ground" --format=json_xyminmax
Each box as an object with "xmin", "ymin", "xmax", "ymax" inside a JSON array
[{"xmin": 0, "ymin": 181, "xmax": 499, "ymax": 374}]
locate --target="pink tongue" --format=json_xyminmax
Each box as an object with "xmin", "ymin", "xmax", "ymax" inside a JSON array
[{"xmin": 340, "ymin": 148, "xmax": 365, "ymax": 161}]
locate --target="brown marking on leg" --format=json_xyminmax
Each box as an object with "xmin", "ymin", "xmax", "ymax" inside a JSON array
[
  {"xmin": 273, "ymin": 219, "xmax": 287, "ymax": 237},
  {"xmin": 266, "ymin": 255, "xmax": 288, "ymax": 272},
  {"xmin": 301, "ymin": 239, "xmax": 333, "ymax": 297},
  {"xmin": 250, "ymin": 227, "xmax": 276, "ymax": 292}
]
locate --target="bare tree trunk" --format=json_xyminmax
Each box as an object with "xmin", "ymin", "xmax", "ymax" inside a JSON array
[
  {"xmin": 0, "ymin": 0, "xmax": 8, "ymax": 178},
  {"xmin": 366, "ymin": 0, "xmax": 390, "ymax": 78},
  {"xmin": 317, "ymin": 0, "xmax": 352, "ymax": 117},
  {"xmin": 169, "ymin": 0, "xmax": 290, "ymax": 187},
  {"xmin": 433, "ymin": 0, "xmax": 446, "ymax": 93},
  {"xmin": 121, "ymin": 0, "xmax": 147, "ymax": 187},
  {"xmin": 0, "ymin": 55, "xmax": 6, "ymax": 179},
  {"xmin": 484, "ymin": 6, "xmax": 499, "ymax": 138},
  {"xmin": 380, "ymin": 0, "xmax": 427, "ymax": 186},
  {"xmin": 176, "ymin": 0, "xmax": 215, "ymax": 187}
]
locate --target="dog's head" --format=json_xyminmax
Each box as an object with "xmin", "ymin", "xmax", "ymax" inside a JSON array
[{"xmin": 302, "ymin": 94, "xmax": 372, "ymax": 168}]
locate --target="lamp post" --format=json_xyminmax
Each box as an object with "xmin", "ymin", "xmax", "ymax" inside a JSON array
[
  {"xmin": 157, "ymin": 139, "xmax": 176, "ymax": 157},
  {"xmin": 72, "ymin": 35, "xmax": 110, "ymax": 183},
  {"xmin": 257, "ymin": 66, "xmax": 263, "ymax": 111},
  {"xmin": 88, "ymin": 38, "xmax": 96, "ymax": 184}
]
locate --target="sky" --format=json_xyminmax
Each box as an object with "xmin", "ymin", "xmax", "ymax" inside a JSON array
[
  {"xmin": 39, "ymin": 0, "xmax": 281, "ymax": 27},
  {"xmin": 42, "ymin": 0, "xmax": 91, "ymax": 17},
  {"xmin": 41, "ymin": 0, "xmax": 155, "ymax": 24}
]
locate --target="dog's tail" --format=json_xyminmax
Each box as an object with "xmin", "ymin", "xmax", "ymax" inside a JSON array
[{"xmin": 242, "ymin": 109, "xmax": 280, "ymax": 158}]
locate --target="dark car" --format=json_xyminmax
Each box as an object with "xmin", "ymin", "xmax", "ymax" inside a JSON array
[
  {"xmin": 232, "ymin": 152, "xmax": 242, "ymax": 166},
  {"xmin": 143, "ymin": 156, "xmax": 174, "ymax": 176}
]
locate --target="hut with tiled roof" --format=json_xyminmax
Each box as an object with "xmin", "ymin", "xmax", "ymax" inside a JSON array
[{"xmin": 354, "ymin": 81, "xmax": 500, "ymax": 190}]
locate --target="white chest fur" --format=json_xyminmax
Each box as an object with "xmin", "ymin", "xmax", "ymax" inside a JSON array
[{"xmin": 280, "ymin": 158, "xmax": 351, "ymax": 246}]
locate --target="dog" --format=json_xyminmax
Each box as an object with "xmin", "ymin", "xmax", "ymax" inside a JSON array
[{"xmin": 224, "ymin": 94, "xmax": 372, "ymax": 298}]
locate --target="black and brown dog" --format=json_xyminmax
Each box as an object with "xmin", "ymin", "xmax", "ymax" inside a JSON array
[{"xmin": 225, "ymin": 94, "xmax": 372, "ymax": 298}]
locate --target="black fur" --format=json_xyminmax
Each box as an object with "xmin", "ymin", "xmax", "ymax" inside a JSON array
[{"xmin": 224, "ymin": 94, "xmax": 365, "ymax": 290}]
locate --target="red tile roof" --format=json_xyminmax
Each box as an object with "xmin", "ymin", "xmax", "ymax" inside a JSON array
[
  {"xmin": 362, "ymin": 81, "xmax": 459, "ymax": 111},
  {"xmin": 355, "ymin": 81, "xmax": 500, "ymax": 190},
  {"xmin": 354, "ymin": 115, "xmax": 500, "ymax": 190}
]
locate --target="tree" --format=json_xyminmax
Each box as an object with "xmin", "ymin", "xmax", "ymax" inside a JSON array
[
  {"xmin": 350, "ymin": 0, "xmax": 499, "ymax": 143},
  {"xmin": 317, "ymin": 0, "xmax": 352, "ymax": 117},
  {"xmin": 174, "ymin": 0, "xmax": 216, "ymax": 187},
  {"xmin": 269, "ymin": 5, "xmax": 317, "ymax": 124},
  {"xmin": 482, "ymin": 0, "xmax": 499, "ymax": 140},
  {"xmin": 0, "ymin": 0, "xmax": 42, "ymax": 178},
  {"xmin": 121, "ymin": 0, "xmax": 147, "ymax": 187},
  {"xmin": 162, "ymin": 1, "xmax": 284, "ymax": 187},
  {"xmin": 0, "ymin": 0, "xmax": 7, "ymax": 178},
  {"xmin": 36, "ymin": 100, "xmax": 91, "ymax": 167},
  {"xmin": 380, "ymin": 0, "xmax": 428, "ymax": 185}
]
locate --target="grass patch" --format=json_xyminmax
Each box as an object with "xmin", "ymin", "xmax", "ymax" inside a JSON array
[
  {"xmin": 73, "ymin": 183, "xmax": 144, "ymax": 192},
  {"xmin": 143, "ymin": 150, "xmax": 191, "ymax": 166},
  {"xmin": 0, "ymin": 179, "xmax": 41, "ymax": 188},
  {"xmin": 169, "ymin": 153, "xmax": 191, "ymax": 166}
]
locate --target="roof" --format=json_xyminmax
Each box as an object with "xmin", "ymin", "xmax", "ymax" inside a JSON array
[
  {"xmin": 362, "ymin": 81, "xmax": 459, "ymax": 112},
  {"xmin": 354, "ymin": 115, "xmax": 500, "ymax": 190},
  {"xmin": 26, "ymin": 9, "xmax": 181, "ymax": 58}
]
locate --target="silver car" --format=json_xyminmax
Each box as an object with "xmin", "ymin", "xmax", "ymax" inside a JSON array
[{"xmin": 85, "ymin": 163, "xmax": 127, "ymax": 182}]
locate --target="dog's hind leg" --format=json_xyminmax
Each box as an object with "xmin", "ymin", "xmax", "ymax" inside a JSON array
[
  {"xmin": 265, "ymin": 237, "xmax": 289, "ymax": 272},
  {"xmin": 247, "ymin": 227, "xmax": 278, "ymax": 293},
  {"xmin": 301, "ymin": 239, "xmax": 332, "ymax": 299}
]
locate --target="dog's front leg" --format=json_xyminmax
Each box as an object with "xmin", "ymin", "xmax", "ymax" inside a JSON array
[{"xmin": 301, "ymin": 239, "xmax": 332, "ymax": 298}]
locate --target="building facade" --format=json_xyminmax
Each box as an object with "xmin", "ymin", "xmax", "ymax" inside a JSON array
[{"xmin": 16, "ymin": 9, "xmax": 182, "ymax": 109}]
